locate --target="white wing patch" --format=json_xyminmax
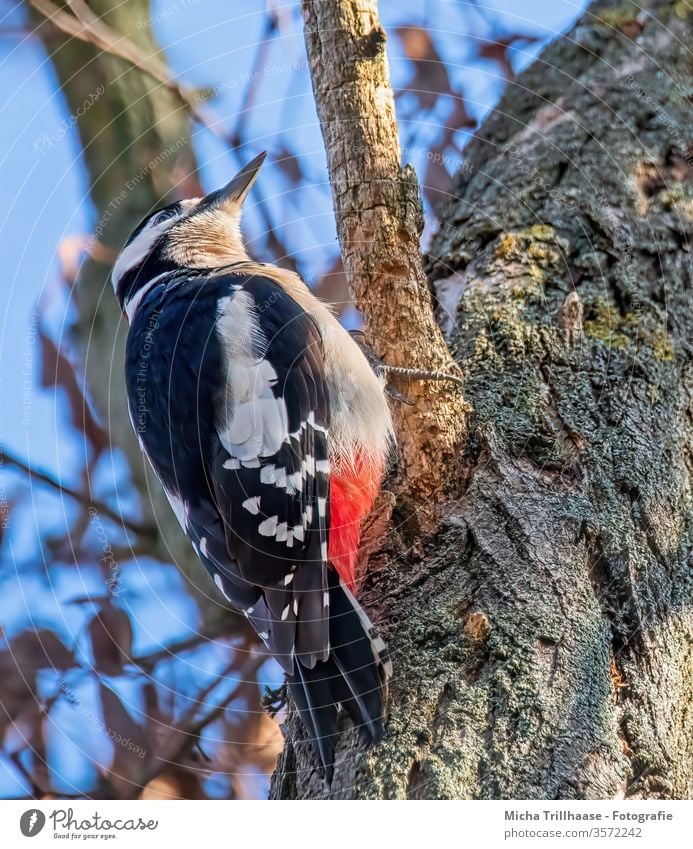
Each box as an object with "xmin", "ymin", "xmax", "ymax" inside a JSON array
[
  {"xmin": 242, "ymin": 496, "xmax": 261, "ymax": 515},
  {"xmin": 258, "ymin": 515, "xmax": 279, "ymax": 536},
  {"xmin": 215, "ymin": 292, "xmax": 289, "ymax": 460}
]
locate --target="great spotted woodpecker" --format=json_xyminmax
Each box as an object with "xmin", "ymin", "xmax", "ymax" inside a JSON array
[{"xmin": 111, "ymin": 153, "xmax": 394, "ymax": 779}]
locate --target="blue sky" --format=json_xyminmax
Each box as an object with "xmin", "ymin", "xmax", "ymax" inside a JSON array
[{"xmin": 0, "ymin": 0, "xmax": 587, "ymax": 798}]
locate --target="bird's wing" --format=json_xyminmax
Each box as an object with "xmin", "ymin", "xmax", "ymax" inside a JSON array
[{"xmin": 196, "ymin": 273, "xmax": 331, "ymax": 673}]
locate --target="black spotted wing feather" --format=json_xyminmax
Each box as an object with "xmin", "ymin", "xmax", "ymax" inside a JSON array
[{"xmin": 208, "ymin": 274, "xmax": 331, "ymax": 672}]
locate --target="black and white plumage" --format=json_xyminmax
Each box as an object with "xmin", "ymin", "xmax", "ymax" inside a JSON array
[{"xmin": 112, "ymin": 153, "xmax": 394, "ymax": 779}]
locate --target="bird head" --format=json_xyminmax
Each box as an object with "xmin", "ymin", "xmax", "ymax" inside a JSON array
[{"xmin": 111, "ymin": 151, "xmax": 266, "ymax": 314}]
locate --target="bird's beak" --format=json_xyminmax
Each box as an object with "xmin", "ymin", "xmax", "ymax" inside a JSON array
[{"xmin": 199, "ymin": 151, "xmax": 266, "ymax": 211}]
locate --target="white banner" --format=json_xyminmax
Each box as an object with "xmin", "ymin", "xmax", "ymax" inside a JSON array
[{"xmin": 0, "ymin": 799, "xmax": 691, "ymax": 848}]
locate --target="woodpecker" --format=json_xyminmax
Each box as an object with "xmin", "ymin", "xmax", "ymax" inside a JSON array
[{"xmin": 111, "ymin": 152, "xmax": 394, "ymax": 779}]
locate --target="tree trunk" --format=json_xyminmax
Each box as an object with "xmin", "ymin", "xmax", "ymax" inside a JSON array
[{"xmin": 271, "ymin": 0, "xmax": 692, "ymax": 799}]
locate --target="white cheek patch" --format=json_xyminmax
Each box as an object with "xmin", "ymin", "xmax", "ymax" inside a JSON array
[
  {"xmin": 124, "ymin": 272, "xmax": 168, "ymax": 322},
  {"xmin": 111, "ymin": 216, "xmax": 179, "ymax": 290}
]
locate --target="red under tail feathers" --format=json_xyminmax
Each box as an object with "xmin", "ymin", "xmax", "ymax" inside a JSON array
[{"xmin": 328, "ymin": 454, "xmax": 383, "ymax": 591}]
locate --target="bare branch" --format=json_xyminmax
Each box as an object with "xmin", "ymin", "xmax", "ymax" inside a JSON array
[
  {"xmin": 301, "ymin": 0, "xmax": 467, "ymax": 501},
  {"xmin": 228, "ymin": 10, "xmax": 280, "ymax": 147},
  {"xmin": 131, "ymin": 628, "xmax": 240, "ymax": 672},
  {"xmin": 1, "ymin": 448, "xmax": 153, "ymax": 538},
  {"xmin": 33, "ymin": 0, "xmax": 303, "ymax": 279},
  {"xmin": 30, "ymin": 0, "xmax": 225, "ymax": 142},
  {"xmin": 137, "ymin": 652, "xmax": 267, "ymax": 793}
]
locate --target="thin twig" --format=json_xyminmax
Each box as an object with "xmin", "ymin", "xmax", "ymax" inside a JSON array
[
  {"xmin": 1, "ymin": 448, "xmax": 153, "ymax": 538},
  {"xmin": 228, "ymin": 10, "xmax": 279, "ymax": 146},
  {"xmin": 33, "ymin": 0, "xmax": 300, "ymax": 275},
  {"xmin": 378, "ymin": 363, "xmax": 464, "ymax": 387},
  {"xmin": 130, "ymin": 629, "xmax": 237, "ymax": 671},
  {"xmin": 30, "ymin": 0, "xmax": 226, "ymax": 143},
  {"xmin": 9, "ymin": 752, "xmax": 47, "ymax": 799},
  {"xmin": 136, "ymin": 652, "xmax": 266, "ymax": 793},
  {"xmin": 181, "ymin": 653, "xmax": 266, "ymax": 743},
  {"xmin": 174, "ymin": 659, "xmax": 242, "ymax": 735}
]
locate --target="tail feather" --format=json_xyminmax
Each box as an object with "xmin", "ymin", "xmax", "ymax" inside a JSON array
[
  {"xmin": 328, "ymin": 576, "xmax": 387, "ymax": 743},
  {"xmin": 291, "ymin": 661, "xmax": 340, "ymax": 782},
  {"xmin": 286, "ymin": 571, "xmax": 390, "ymax": 780}
]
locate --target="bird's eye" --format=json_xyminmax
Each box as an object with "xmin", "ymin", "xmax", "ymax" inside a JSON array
[{"xmin": 151, "ymin": 207, "xmax": 179, "ymax": 227}]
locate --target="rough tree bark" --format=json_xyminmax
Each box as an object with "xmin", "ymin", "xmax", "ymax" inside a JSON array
[{"xmin": 271, "ymin": 0, "xmax": 692, "ymax": 799}]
